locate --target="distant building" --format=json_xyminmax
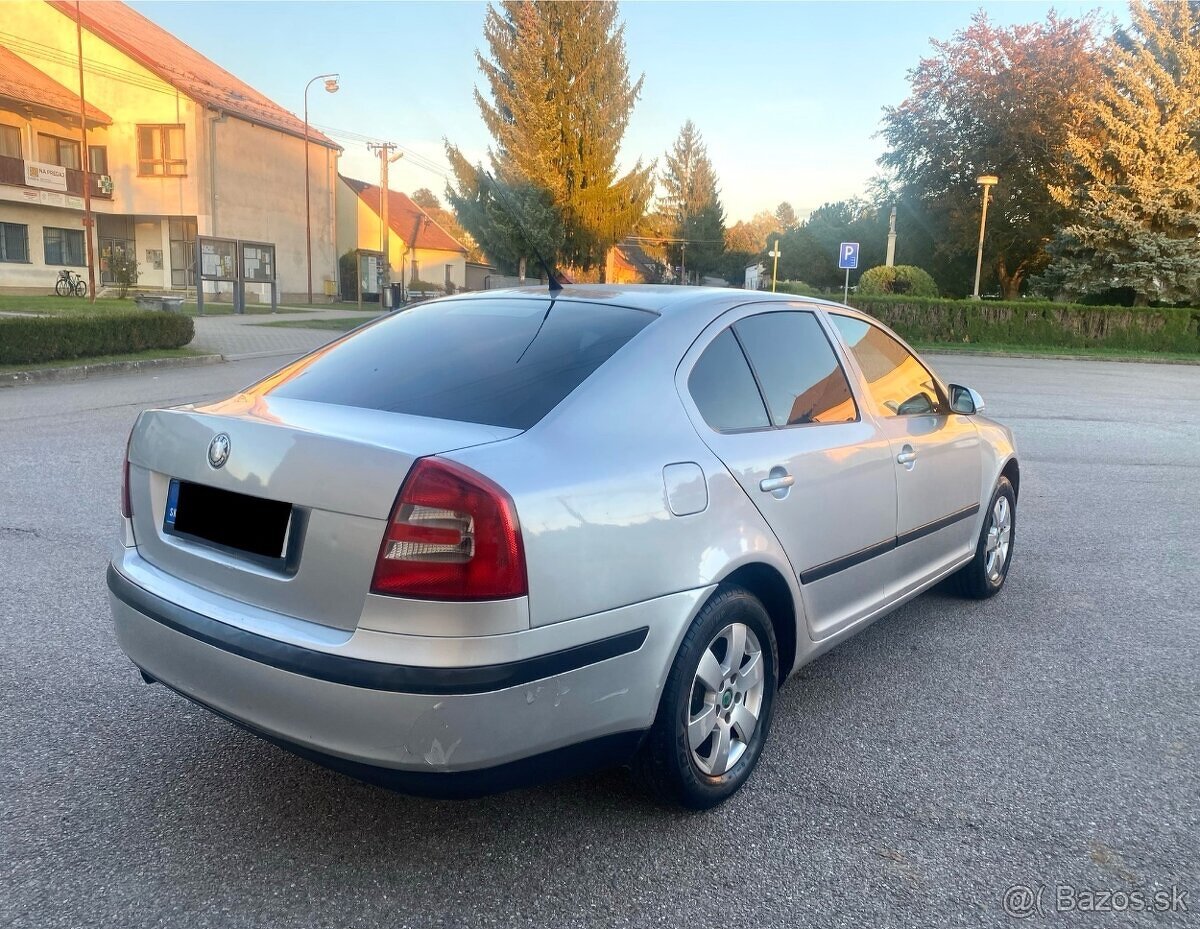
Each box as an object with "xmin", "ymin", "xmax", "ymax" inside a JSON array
[
  {"xmin": 0, "ymin": 0, "xmax": 340, "ymax": 299},
  {"xmin": 744, "ymin": 262, "xmax": 765, "ymax": 290},
  {"xmin": 337, "ymin": 176, "xmax": 468, "ymax": 295}
]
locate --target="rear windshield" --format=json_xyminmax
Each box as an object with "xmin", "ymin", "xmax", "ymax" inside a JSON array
[{"xmin": 265, "ymin": 298, "xmax": 656, "ymax": 429}]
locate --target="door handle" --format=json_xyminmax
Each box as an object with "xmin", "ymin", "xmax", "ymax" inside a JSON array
[
  {"xmin": 896, "ymin": 445, "xmax": 917, "ymax": 465},
  {"xmin": 759, "ymin": 473, "xmax": 795, "ymax": 493}
]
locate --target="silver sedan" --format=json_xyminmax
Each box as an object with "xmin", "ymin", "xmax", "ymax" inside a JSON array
[{"xmin": 108, "ymin": 285, "xmax": 1018, "ymax": 808}]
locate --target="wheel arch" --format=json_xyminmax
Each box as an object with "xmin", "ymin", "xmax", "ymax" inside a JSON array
[
  {"xmin": 1001, "ymin": 456, "xmax": 1020, "ymax": 500},
  {"xmin": 717, "ymin": 562, "xmax": 798, "ymax": 687}
]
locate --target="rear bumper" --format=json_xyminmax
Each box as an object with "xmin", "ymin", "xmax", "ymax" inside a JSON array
[{"xmin": 108, "ymin": 561, "xmax": 708, "ymax": 794}]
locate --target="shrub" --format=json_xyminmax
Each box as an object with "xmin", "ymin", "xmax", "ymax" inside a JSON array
[
  {"xmin": 847, "ymin": 295, "xmax": 1200, "ymax": 353},
  {"xmin": 773, "ymin": 280, "xmax": 825, "ymax": 297},
  {"xmin": 857, "ymin": 265, "xmax": 939, "ymax": 298},
  {"xmin": 0, "ymin": 311, "xmax": 195, "ymax": 365},
  {"xmin": 108, "ymin": 250, "xmax": 139, "ymax": 298}
]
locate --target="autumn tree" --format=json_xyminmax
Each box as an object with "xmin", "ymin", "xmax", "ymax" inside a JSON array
[
  {"xmin": 1044, "ymin": 1, "xmax": 1200, "ymax": 304},
  {"xmin": 879, "ymin": 10, "xmax": 1103, "ymax": 297},
  {"xmin": 725, "ymin": 210, "xmax": 783, "ymax": 254},
  {"xmin": 660, "ymin": 120, "xmax": 726, "ymax": 280},
  {"xmin": 446, "ymin": 1, "xmax": 654, "ymax": 275}
]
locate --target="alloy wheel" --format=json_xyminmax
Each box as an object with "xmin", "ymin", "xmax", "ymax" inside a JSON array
[
  {"xmin": 985, "ymin": 495, "xmax": 1012, "ymax": 583},
  {"xmin": 688, "ymin": 622, "xmax": 765, "ymax": 776}
]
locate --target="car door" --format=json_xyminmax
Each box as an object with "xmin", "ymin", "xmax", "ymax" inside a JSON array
[
  {"xmin": 828, "ymin": 313, "xmax": 982, "ymax": 595},
  {"xmin": 681, "ymin": 306, "xmax": 897, "ymax": 639}
]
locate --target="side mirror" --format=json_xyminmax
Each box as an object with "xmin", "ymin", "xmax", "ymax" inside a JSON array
[{"xmin": 949, "ymin": 384, "xmax": 985, "ymax": 415}]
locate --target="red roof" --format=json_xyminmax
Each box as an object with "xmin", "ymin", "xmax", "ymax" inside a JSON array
[
  {"xmin": 0, "ymin": 46, "xmax": 111, "ymax": 124},
  {"xmin": 341, "ymin": 176, "xmax": 468, "ymax": 253},
  {"xmin": 46, "ymin": 0, "xmax": 337, "ymax": 148}
]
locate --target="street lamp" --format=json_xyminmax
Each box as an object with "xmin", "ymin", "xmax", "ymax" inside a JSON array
[
  {"xmin": 972, "ymin": 174, "xmax": 998, "ymax": 300},
  {"xmin": 768, "ymin": 240, "xmax": 782, "ymax": 292},
  {"xmin": 304, "ymin": 73, "xmax": 339, "ymax": 305}
]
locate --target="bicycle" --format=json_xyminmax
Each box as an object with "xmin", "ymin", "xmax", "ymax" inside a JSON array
[{"xmin": 55, "ymin": 269, "xmax": 87, "ymax": 297}]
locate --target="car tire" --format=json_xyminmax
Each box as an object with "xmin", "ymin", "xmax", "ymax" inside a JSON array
[
  {"xmin": 952, "ymin": 476, "xmax": 1016, "ymax": 599},
  {"xmin": 634, "ymin": 585, "xmax": 778, "ymax": 809}
]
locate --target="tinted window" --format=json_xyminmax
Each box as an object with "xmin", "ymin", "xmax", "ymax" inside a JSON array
[
  {"xmin": 688, "ymin": 329, "xmax": 770, "ymax": 432},
  {"xmin": 733, "ymin": 312, "xmax": 858, "ymax": 426},
  {"xmin": 831, "ymin": 315, "xmax": 941, "ymax": 417},
  {"xmin": 266, "ymin": 298, "xmax": 655, "ymax": 429}
]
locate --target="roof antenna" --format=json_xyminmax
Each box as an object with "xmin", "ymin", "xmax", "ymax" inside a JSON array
[{"xmin": 483, "ymin": 171, "xmax": 563, "ymax": 293}]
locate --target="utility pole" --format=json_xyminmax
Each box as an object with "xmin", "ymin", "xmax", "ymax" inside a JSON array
[
  {"xmin": 367, "ymin": 142, "xmax": 401, "ymax": 294},
  {"xmin": 74, "ymin": 1, "xmax": 95, "ymax": 303},
  {"xmin": 972, "ymin": 175, "xmax": 998, "ymax": 299},
  {"xmin": 680, "ymin": 241, "xmax": 687, "ymax": 285},
  {"xmin": 885, "ymin": 206, "xmax": 897, "ymax": 267},
  {"xmin": 768, "ymin": 240, "xmax": 782, "ymax": 292}
]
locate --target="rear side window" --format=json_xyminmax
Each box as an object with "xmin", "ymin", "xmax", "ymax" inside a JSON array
[
  {"xmin": 830, "ymin": 315, "xmax": 942, "ymax": 417},
  {"xmin": 733, "ymin": 311, "xmax": 858, "ymax": 426},
  {"xmin": 265, "ymin": 298, "xmax": 655, "ymax": 429},
  {"xmin": 688, "ymin": 329, "xmax": 770, "ymax": 432}
]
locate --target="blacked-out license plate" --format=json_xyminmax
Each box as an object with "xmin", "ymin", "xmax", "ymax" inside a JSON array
[{"xmin": 165, "ymin": 478, "xmax": 292, "ymax": 560}]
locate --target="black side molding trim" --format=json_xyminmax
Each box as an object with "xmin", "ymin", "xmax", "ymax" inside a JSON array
[
  {"xmin": 107, "ymin": 565, "xmax": 648, "ymax": 695},
  {"xmin": 896, "ymin": 502, "xmax": 980, "ymax": 547},
  {"xmin": 799, "ymin": 502, "xmax": 981, "ymax": 585},
  {"xmin": 800, "ymin": 537, "xmax": 896, "ymax": 584}
]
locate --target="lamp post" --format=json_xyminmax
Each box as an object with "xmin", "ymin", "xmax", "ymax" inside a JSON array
[
  {"xmin": 972, "ymin": 174, "xmax": 998, "ymax": 300},
  {"xmin": 304, "ymin": 73, "xmax": 339, "ymax": 305}
]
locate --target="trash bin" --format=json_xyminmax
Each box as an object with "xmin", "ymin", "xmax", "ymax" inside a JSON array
[{"xmin": 383, "ymin": 283, "xmax": 403, "ymax": 310}]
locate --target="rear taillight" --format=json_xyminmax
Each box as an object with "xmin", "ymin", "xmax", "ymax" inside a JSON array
[
  {"xmin": 120, "ymin": 427, "xmax": 134, "ymax": 518},
  {"xmin": 371, "ymin": 458, "xmax": 527, "ymax": 601}
]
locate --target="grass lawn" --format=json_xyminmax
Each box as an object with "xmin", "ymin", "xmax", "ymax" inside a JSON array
[
  {"xmin": 916, "ymin": 341, "xmax": 1200, "ymax": 363},
  {"xmin": 0, "ymin": 294, "xmax": 311, "ymax": 318},
  {"xmin": 0, "ymin": 346, "xmax": 207, "ymax": 376},
  {"xmin": 256, "ymin": 315, "xmax": 380, "ymax": 332}
]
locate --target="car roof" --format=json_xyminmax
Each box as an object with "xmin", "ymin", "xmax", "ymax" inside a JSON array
[{"xmin": 440, "ymin": 284, "xmax": 860, "ymax": 318}]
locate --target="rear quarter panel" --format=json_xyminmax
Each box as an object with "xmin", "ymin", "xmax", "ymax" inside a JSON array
[{"xmin": 445, "ymin": 305, "xmax": 804, "ymax": 633}]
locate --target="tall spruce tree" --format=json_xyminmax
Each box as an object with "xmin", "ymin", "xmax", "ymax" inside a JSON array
[
  {"xmin": 446, "ymin": 1, "xmax": 654, "ymax": 275},
  {"xmin": 1046, "ymin": 1, "xmax": 1200, "ymax": 304},
  {"xmin": 660, "ymin": 120, "xmax": 726, "ymax": 280}
]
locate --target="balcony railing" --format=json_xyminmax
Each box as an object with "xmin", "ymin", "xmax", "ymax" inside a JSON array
[{"xmin": 0, "ymin": 154, "xmax": 113, "ymax": 200}]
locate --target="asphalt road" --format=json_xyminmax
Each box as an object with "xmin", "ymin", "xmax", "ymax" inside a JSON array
[{"xmin": 2, "ymin": 354, "xmax": 1197, "ymax": 928}]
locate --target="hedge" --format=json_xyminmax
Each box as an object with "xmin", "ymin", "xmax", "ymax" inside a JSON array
[
  {"xmin": 0, "ymin": 311, "xmax": 195, "ymax": 365},
  {"xmin": 845, "ymin": 296, "xmax": 1200, "ymax": 353}
]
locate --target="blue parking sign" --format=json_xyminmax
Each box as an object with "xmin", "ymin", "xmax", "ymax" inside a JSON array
[{"xmin": 838, "ymin": 242, "xmax": 859, "ymax": 270}]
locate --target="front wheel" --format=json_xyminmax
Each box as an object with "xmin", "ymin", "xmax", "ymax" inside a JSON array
[
  {"xmin": 73, "ymin": 278, "xmax": 88, "ymax": 297},
  {"xmin": 951, "ymin": 476, "xmax": 1016, "ymax": 599},
  {"xmin": 633, "ymin": 586, "xmax": 778, "ymax": 809},
  {"xmin": 55, "ymin": 277, "xmax": 70, "ymax": 296}
]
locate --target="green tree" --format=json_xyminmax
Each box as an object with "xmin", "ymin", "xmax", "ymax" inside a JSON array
[
  {"xmin": 774, "ymin": 201, "xmax": 799, "ymax": 232},
  {"xmin": 410, "ymin": 187, "xmax": 486, "ymax": 263},
  {"xmin": 879, "ymin": 10, "xmax": 1103, "ymax": 298},
  {"xmin": 1045, "ymin": 1, "xmax": 1200, "ymax": 304},
  {"xmin": 659, "ymin": 120, "xmax": 726, "ymax": 280},
  {"xmin": 446, "ymin": 1, "xmax": 654, "ymax": 275}
]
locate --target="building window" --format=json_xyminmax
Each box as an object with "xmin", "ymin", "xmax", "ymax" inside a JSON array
[
  {"xmin": 37, "ymin": 133, "xmax": 81, "ymax": 169},
  {"xmin": 169, "ymin": 216, "xmax": 197, "ymax": 287},
  {"xmin": 137, "ymin": 125, "xmax": 186, "ymax": 176},
  {"xmin": 0, "ymin": 223, "xmax": 29, "ymax": 262},
  {"xmin": 44, "ymin": 227, "xmax": 86, "ymax": 266},
  {"xmin": 88, "ymin": 145, "xmax": 108, "ymax": 175},
  {"xmin": 0, "ymin": 125, "xmax": 21, "ymax": 159}
]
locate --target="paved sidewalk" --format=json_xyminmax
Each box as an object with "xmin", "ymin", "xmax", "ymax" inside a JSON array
[{"xmin": 190, "ymin": 308, "xmax": 383, "ymax": 360}]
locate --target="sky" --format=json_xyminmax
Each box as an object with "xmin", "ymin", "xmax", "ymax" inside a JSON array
[{"xmin": 129, "ymin": 0, "xmax": 1123, "ymax": 223}]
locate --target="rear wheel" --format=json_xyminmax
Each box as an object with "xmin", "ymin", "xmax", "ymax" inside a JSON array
[
  {"xmin": 952, "ymin": 476, "xmax": 1016, "ymax": 599},
  {"xmin": 55, "ymin": 277, "xmax": 70, "ymax": 296},
  {"xmin": 73, "ymin": 277, "xmax": 87, "ymax": 297},
  {"xmin": 634, "ymin": 586, "xmax": 778, "ymax": 809}
]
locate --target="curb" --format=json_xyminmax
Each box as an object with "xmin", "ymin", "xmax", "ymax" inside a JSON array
[{"xmin": 2, "ymin": 353, "xmax": 225, "ymax": 387}]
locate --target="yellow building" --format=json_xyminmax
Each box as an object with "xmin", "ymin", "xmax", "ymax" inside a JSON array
[
  {"xmin": 0, "ymin": 0, "xmax": 340, "ymax": 300},
  {"xmin": 337, "ymin": 175, "xmax": 468, "ymax": 295}
]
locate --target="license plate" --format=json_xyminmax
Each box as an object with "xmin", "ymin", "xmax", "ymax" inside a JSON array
[{"xmin": 164, "ymin": 478, "xmax": 293, "ymax": 561}]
